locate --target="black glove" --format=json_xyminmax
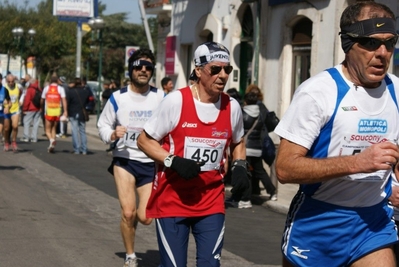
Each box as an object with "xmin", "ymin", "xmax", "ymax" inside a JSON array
[
  {"xmin": 171, "ymin": 156, "xmax": 205, "ymax": 180},
  {"xmin": 230, "ymin": 160, "xmax": 250, "ymax": 195}
]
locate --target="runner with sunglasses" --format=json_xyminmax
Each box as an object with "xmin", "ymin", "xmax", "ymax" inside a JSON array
[
  {"xmin": 98, "ymin": 48, "xmax": 164, "ymax": 267},
  {"xmin": 274, "ymin": 2, "xmax": 399, "ymax": 267},
  {"xmin": 137, "ymin": 41, "xmax": 249, "ymax": 267}
]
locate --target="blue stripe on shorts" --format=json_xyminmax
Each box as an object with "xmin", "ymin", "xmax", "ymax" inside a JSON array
[{"xmin": 282, "ymin": 192, "xmax": 398, "ymax": 266}]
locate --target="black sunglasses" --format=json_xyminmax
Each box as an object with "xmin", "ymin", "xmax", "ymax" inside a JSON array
[
  {"xmin": 207, "ymin": 65, "xmax": 233, "ymax": 76},
  {"xmin": 347, "ymin": 33, "xmax": 398, "ymax": 51},
  {"xmin": 133, "ymin": 65, "xmax": 154, "ymax": 72}
]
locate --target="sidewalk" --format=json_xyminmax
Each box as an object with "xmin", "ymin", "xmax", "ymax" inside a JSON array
[{"xmin": 85, "ymin": 113, "xmax": 297, "ymax": 215}]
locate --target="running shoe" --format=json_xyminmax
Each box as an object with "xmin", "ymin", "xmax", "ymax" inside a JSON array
[
  {"xmin": 238, "ymin": 200, "xmax": 252, "ymax": 209},
  {"xmin": 48, "ymin": 141, "xmax": 56, "ymax": 153},
  {"xmin": 123, "ymin": 257, "xmax": 138, "ymax": 267},
  {"xmin": 225, "ymin": 197, "xmax": 238, "ymax": 207},
  {"xmin": 4, "ymin": 143, "xmax": 9, "ymax": 152},
  {"xmin": 11, "ymin": 142, "xmax": 18, "ymax": 152},
  {"xmin": 270, "ymin": 194, "xmax": 278, "ymax": 201}
]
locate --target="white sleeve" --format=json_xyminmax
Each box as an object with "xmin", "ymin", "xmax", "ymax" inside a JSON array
[
  {"xmin": 143, "ymin": 91, "xmax": 182, "ymax": 141},
  {"xmin": 97, "ymin": 97, "xmax": 117, "ymax": 144},
  {"xmin": 58, "ymin": 86, "xmax": 66, "ymax": 98},
  {"xmin": 41, "ymin": 86, "xmax": 48, "ymax": 98},
  {"xmin": 274, "ymin": 74, "xmax": 336, "ymax": 149}
]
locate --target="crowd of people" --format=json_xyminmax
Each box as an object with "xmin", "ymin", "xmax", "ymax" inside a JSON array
[
  {"xmin": 2, "ymin": 2, "xmax": 399, "ymax": 267},
  {"xmin": 0, "ymin": 73, "xmax": 95, "ymax": 154}
]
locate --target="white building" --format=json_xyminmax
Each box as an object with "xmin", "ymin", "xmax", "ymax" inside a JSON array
[{"xmin": 145, "ymin": 0, "xmax": 399, "ymax": 127}]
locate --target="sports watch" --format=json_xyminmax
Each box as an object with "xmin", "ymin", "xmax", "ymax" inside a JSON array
[{"xmin": 164, "ymin": 155, "xmax": 175, "ymax": 167}]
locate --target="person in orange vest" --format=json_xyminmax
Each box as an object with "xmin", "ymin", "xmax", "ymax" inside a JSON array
[{"xmin": 40, "ymin": 75, "xmax": 67, "ymax": 153}]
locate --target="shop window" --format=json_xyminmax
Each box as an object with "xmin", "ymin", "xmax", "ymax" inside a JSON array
[{"xmin": 291, "ymin": 17, "xmax": 312, "ymax": 97}]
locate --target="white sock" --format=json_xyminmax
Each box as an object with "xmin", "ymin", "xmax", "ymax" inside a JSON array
[{"xmin": 126, "ymin": 253, "xmax": 136, "ymax": 260}]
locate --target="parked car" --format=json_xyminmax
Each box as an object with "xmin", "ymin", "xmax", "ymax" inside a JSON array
[{"xmin": 86, "ymin": 81, "xmax": 103, "ymax": 114}]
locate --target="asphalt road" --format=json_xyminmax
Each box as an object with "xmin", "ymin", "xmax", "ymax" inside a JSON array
[{"xmin": 0, "ymin": 131, "xmax": 286, "ymax": 267}]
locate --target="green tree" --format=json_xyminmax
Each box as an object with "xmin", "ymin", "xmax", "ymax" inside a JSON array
[
  {"xmin": 83, "ymin": 12, "xmax": 157, "ymax": 84},
  {"xmin": 0, "ymin": 0, "xmax": 157, "ymax": 86}
]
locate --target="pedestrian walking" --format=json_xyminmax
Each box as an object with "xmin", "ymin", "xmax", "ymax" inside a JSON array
[
  {"xmin": 21, "ymin": 78, "xmax": 42, "ymax": 142},
  {"xmin": 67, "ymin": 77, "xmax": 94, "ymax": 155}
]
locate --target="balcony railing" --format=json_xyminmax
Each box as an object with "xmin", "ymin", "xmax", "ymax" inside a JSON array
[{"xmin": 144, "ymin": 0, "xmax": 171, "ymax": 9}]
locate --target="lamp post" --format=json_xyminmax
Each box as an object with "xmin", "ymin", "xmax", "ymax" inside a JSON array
[
  {"xmin": 88, "ymin": 17, "xmax": 105, "ymax": 123},
  {"xmin": 10, "ymin": 27, "xmax": 35, "ymax": 79}
]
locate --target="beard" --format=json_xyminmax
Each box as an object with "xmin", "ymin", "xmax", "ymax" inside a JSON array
[{"xmin": 131, "ymin": 74, "xmax": 151, "ymax": 88}]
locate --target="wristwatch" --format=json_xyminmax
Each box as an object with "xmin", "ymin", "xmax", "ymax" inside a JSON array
[{"xmin": 164, "ymin": 155, "xmax": 175, "ymax": 167}]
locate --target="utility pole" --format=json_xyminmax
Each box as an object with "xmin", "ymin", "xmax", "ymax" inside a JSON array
[{"xmin": 138, "ymin": 0, "xmax": 154, "ymax": 51}]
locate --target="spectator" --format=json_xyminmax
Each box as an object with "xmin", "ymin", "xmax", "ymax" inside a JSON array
[
  {"xmin": 56, "ymin": 76, "xmax": 69, "ymax": 138},
  {"xmin": 67, "ymin": 77, "xmax": 94, "ymax": 155},
  {"xmin": 245, "ymin": 84, "xmax": 273, "ymax": 195},
  {"xmin": 21, "ymin": 78, "xmax": 42, "ymax": 142},
  {"xmin": 161, "ymin": 76, "xmax": 174, "ymax": 95}
]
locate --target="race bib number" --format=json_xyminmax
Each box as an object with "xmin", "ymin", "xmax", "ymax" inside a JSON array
[
  {"xmin": 10, "ymin": 95, "xmax": 17, "ymax": 103},
  {"xmin": 123, "ymin": 129, "xmax": 142, "ymax": 148},
  {"xmin": 184, "ymin": 137, "xmax": 227, "ymax": 171},
  {"xmin": 339, "ymin": 134, "xmax": 390, "ymax": 182}
]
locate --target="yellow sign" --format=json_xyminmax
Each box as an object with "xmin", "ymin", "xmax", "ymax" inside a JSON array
[{"xmin": 82, "ymin": 23, "xmax": 91, "ymax": 33}]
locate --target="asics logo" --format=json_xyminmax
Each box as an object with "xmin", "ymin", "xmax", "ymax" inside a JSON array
[
  {"xmin": 182, "ymin": 122, "xmax": 197, "ymax": 128},
  {"xmin": 291, "ymin": 246, "xmax": 310, "ymax": 259},
  {"xmin": 376, "ymin": 23, "xmax": 385, "ymax": 27}
]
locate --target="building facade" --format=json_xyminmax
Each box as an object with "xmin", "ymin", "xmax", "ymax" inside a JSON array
[{"xmin": 145, "ymin": 0, "xmax": 399, "ymax": 140}]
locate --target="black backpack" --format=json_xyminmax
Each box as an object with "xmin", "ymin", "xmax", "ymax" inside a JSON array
[{"xmin": 32, "ymin": 87, "xmax": 41, "ymax": 108}]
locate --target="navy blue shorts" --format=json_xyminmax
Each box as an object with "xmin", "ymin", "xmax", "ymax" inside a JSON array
[
  {"xmin": 282, "ymin": 192, "xmax": 398, "ymax": 266},
  {"xmin": 156, "ymin": 214, "xmax": 225, "ymax": 267},
  {"xmin": 108, "ymin": 157, "xmax": 155, "ymax": 187}
]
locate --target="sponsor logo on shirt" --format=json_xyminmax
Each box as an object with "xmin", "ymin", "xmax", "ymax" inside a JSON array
[
  {"xmin": 349, "ymin": 135, "xmax": 389, "ymax": 144},
  {"xmin": 189, "ymin": 137, "xmax": 222, "ymax": 148},
  {"xmin": 182, "ymin": 121, "xmax": 197, "ymax": 128},
  {"xmin": 358, "ymin": 119, "xmax": 387, "ymax": 133},
  {"xmin": 211, "ymin": 128, "xmax": 228, "ymax": 138},
  {"xmin": 341, "ymin": 106, "xmax": 358, "ymax": 111},
  {"xmin": 128, "ymin": 110, "xmax": 153, "ymax": 122}
]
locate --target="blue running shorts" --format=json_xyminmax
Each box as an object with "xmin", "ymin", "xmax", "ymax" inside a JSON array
[
  {"xmin": 282, "ymin": 192, "xmax": 398, "ymax": 266},
  {"xmin": 108, "ymin": 157, "xmax": 154, "ymax": 187},
  {"xmin": 156, "ymin": 213, "xmax": 225, "ymax": 267}
]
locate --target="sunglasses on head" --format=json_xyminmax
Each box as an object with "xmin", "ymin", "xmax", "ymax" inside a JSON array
[
  {"xmin": 207, "ymin": 65, "xmax": 233, "ymax": 76},
  {"xmin": 347, "ymin": 33, "xmax": 398, "ymax": 51},
  {"xmin": 133, "ymin": 65, "xmax": 154, "ymax": 72}
]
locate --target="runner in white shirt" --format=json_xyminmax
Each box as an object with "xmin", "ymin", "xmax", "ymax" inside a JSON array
[
  {"xmin": 97, "ymin": 48, "xmax": 163, "ymax": 267},
  {"xmin": 274, "ymin": 2, "xmax": 399, "ymax": 266}
]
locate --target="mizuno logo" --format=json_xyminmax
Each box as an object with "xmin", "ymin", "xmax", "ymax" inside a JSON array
[
  {"xmin": 291, "ymin": 246, "xmax": 310, "ymax": 259},
  {"xmin": 376, "ymin": 23, "xmax": 385, "ymax": 27}
]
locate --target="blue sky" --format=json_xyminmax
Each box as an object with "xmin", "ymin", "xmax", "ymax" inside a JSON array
[{"xmin": 12, "ymin": 0, "xmax": 143, "ymax": 24}]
